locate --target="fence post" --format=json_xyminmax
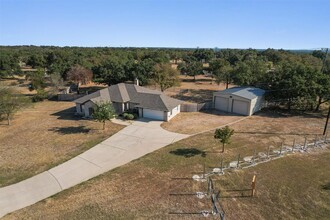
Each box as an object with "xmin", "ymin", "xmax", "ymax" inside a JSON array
[
  {"xmin": 279, "ymin": 143, "xmax": 283, "ymax": 155},
  {"xmin": 220, "ymin": 157, "xmax": 223, "ymax": 174},
  {"xmin": 252, "ymin": 148, "xmax": 256, "ymax": 164},
  {"xmin": 304, "ymin": 137, "xmax": 307, "ymax": 150},
  {"xmin": 251, "ymin": 175, "xmax": 257, "ymax": 197},
  {"xmin": 237, "ymin": 154, "xmax": 240, "ymax": 168},
  {"xmin": 203, "ymin": 162, "xmax": 206, "ymax": 179},
  {"xmin": 267, "ymin": 146, "xmax": 270, "ymax": 159},
  {"xmin": 292, "ymin": 139, "xmax": 295, "ymax": 152},
  {"xmin": 314, "ymin": 135, "xmax": 317, "ymax": 147}
]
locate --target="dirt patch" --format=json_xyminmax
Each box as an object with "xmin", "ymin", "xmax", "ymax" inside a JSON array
[
  {"xmin": 0, "ymin": 100, "xmax": 125, "ymax": 187},
  {"xmin": 161, "ymin": 110, "xmax": 245, "ymax": 134},
  {"xmin": 147, "ymin": 75, "xmax": 235, "ymax": 103}
]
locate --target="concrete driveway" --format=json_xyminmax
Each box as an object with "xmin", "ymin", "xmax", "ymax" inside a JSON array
[{"xmin": 0, "ymin": 119, "xmax": 189, "ymax": 218}]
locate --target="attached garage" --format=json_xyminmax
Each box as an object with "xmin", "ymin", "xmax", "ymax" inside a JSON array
[
  {"xmin": 213, "ymin": 87, "xmax": 265, "ymax": 116},
  {"xmin": 142, "ymin": 108, "xmax": 165, "ymax": 121}
]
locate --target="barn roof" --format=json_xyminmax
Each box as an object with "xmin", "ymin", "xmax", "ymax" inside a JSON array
[{"xmin": 214, "ymin": 87, "xmax": 265, "ymax": 100}]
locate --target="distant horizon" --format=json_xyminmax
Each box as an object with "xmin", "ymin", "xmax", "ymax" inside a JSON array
[
  {"xmin": 0, "ymin": 44, "xmax": 326, "ymax": 51},
  {"xmin": 1, "ymin": 0, "xmax": 329, "ymax": 49}
]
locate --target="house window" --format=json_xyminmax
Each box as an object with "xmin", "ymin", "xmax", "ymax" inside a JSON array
[{"xmin": 89, "ymin": 108, "xmax": 94, "ymax": 116}]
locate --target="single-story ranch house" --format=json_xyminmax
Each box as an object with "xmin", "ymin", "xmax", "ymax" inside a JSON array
[
  {"xmin": 74, "ymin": 83, "xmax": 183, "ymax": 121},
  {"xmin": 213, "ymin": 87, "xmax": 265, "ymax": 116}
]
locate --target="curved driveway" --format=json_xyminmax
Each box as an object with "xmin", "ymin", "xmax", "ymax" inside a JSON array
[{"xmin": 0, "ymin": 119, "xmax": 189, "ymax": 218}]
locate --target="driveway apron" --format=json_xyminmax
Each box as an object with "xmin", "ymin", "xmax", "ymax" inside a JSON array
[{"xmin": 0, "ymin": 119, "xmax": 189, "ymax": 217}]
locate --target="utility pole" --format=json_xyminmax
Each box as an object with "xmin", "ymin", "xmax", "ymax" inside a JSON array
[{"xmin": 320, "ymin": 48, "xmax": 329, "ymax": 136}]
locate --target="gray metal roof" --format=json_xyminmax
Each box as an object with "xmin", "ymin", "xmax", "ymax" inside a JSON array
[
  {"xmin": 214, "ymin": 87, "xmax": 265, "ymax": 100},
  {"xmin": 74, "ymin": 83, "xmax": 183, "ymax": 112}
]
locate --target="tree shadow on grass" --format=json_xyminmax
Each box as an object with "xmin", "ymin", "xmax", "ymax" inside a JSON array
[
  {"xmin": 51, "ymin": 107, "xmax": 81, "ymax": 121},
  {"xmin": 49, "ymin": 126, "xmax": 91, "ymax": 134},
  {"xmin": 321, "ymin": 183, "xmax": 330, "ymax": 190},
  {"xmin": 170, "ymin": 148, "xmax": 206, "ymax": 158}
]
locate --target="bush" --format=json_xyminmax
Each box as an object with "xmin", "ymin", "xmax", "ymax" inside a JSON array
[
  {"xmin": 123, "ymin": 113, "xmax": 135, "ymax": 120},
  {"xmin": 32, "ymin": 89, "xmax": 48, "ymax": 102},
  {"xmin": 121, "ymin": 110, "xmax": 139, "ymax": 120},
  {"xmin": 126, "ymin": 114, "xmax": 135, "ymax": 120}
]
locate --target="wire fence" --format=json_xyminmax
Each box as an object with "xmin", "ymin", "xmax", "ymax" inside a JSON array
[{"xmin": 169, "ymin": 134, "xmax": 329, "ymax": 219}]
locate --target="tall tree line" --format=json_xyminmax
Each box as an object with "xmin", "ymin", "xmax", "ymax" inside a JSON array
[{"xmin": 0, "ymin": 46, "xmax": 329, "ymax": 111}]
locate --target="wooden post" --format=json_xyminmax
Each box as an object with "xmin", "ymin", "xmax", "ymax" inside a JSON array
[
  {"xmin": 279, "ymin": 143, "xmax": 283, "ymax": 155},
  {"xmin": 292, "ymin": 139, "xmax": 295, "ymax": 152},
  {"xmin": 252, "ymin": 148, "xmax": 256, "ymax": 164},
  {"xmin": 314, "ymin": 135, "xmax": 317, "ymax": 147},
  {"xmin": 203, "ymin": 162, "xmax": 206, "ymax": 179},
  {"xmin": 237, "ymin": 154, "xmax": 240, "ymax": 168},
  {"xmin": 304, "ymin": 137, "xmax": 307, "ymax": 150},
  {"xmin": 220, "ymin": 157, "xmax": 223, "ymax": 173},
  {"xmin": 325, "ymin": 133, "xmax": 328, "ymax": 143},
  {"xmin": 267, "ymin": 146, "xmax": 270, "ymax": 159},
  {"xmin": 251, "ymin": 175, "xmax": 257, "ymax": 197}
]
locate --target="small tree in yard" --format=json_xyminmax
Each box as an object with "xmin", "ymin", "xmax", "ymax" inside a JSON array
[
  {"xmin": 214, "ymin": 126, "xmax": 234, "ymax": 153},
  {"xmin": 0, "ymin": 87, "xmax": 30, "ymax": 125},
  {"xmin": 92, "ymin": 102, "xmax": 116, "ymax": 130}
]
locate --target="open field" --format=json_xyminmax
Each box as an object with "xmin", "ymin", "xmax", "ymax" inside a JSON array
[
  {"xmin": 149, "ymin": 75, "xmax": 234, "ymax": 103},
  {"xmin": 0, "ymin": 76, "xmax": 36, "ymax": 95},
  {"xmin": 4, "ymin": 111, "xmax": 329, "ymax": 219},
  {"xmin": 161, "ymin": 110, "xmax": 244, "ymax": 134},
  {"xmin": 0, "ymin": 100, "xmax": 125, "ymax": 187}
]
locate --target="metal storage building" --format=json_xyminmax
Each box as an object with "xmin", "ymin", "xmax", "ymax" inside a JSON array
[{"xmin": 213, "ymin": 87, "xmax": 265, "ymax": 116}]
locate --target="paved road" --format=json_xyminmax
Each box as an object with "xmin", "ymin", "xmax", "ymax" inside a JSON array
[{"xmin": 0, "ymin": 119, "xmax": 189, "ymax": 218}]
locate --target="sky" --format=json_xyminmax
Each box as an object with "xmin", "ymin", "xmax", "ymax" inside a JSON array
[{"xmin": 0, "ymin": 0, "xmax": 329, "ymax": 49}]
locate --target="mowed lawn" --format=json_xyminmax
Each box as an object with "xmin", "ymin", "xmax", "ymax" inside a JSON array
[
  {"xmin": 3, "ymin": 110, "xmax": 329, "ymax": 219},
  {"xmin": 0, "ymin": 100, "xmax": 125, "ymax": 187}
]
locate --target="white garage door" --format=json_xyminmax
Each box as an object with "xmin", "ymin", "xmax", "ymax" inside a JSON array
[
  {"xmin": 232, "ymin": 100, "xmax": 249, "ymax": 115},
  {"xmin": 214, "ymin": 96, "xmax": 229, "ymax": 112},
  {"xmin": 143, "ymin": 109, "xmax": 164, "ymax": 120}
]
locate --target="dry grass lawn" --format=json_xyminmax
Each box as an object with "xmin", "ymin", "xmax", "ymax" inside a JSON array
[
  {"xmin": 148, "ymin": 75, "xmax": 235, "ymax": 103},
  {"xmin": 4, "ymin": 110, "xmax": 329, "ymax": 219},
  {"xmin": 0, "ymin": 100, "xmax": 125, "ymax": 187},
  {"xmin": 161, "ymin": 110, "xmax": 245, "ymax": 134},
  {"xmin": 0, "ymin": 76, "xmax": 36, "ymax": 95}
]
